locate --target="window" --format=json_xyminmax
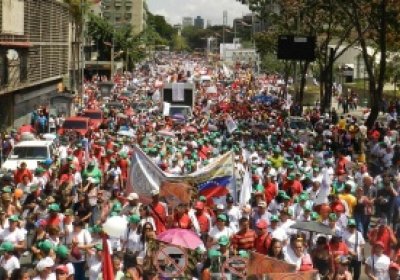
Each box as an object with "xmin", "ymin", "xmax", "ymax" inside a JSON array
[
  {"xmin": 62, "ymin": 120, "xmax": 88, "ymax": 129},
  {"xmin": 12, "ymin": 147, "xmax": 48, "ymax": 160}
]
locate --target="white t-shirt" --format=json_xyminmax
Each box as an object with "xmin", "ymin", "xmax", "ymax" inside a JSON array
[
  {"xmin": 0, "ymin": 228, "xmax": 25, "ymax": 244},
  {"xmin": 123, "ymin": 228, "xmax": 143, "ymax": 253},
  {"xmin": 0, "ymin": 255, "xmax": 20, "ymax": 276},
  {"xmin": 208, "ymin": 226, "xmax": 233, "ymax": 246},
  {"xmin": 366, "ymin": 254, "xmax": 390, "ymax": 280},
  {"xmin": 226, "ymin": 206, "xmax": 241, "ymax": 232},
  {"xmin": 342, "ymin": 230, "xmax": 365, "ymax": 261},
  {"xmin": 70, "ymin": 229, "xmax": 92, "ymax": 261},
  {"xmin": 32, "ymin": 273, "xmax": 56, "ymax": 280},
  {"xmin": 269, "ymin": 226, "xmax": 288, "ymax": 243},
  {"xmin": 284, "ymin": 246, "xmax": 302, "ymax": 270},
  {"xmin": 88, "ymin": 256, "xmax": 101, "ymax": 280}
]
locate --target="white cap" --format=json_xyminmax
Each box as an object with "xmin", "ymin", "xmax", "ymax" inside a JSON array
[
  {"xmin": 37, "ymin": 257, "xmax": 55, "ymax": 271},
  {"xmin": 216, "ymin": 204, "xmax": 225, "ymax": 210},
  {"xmin": 127, "ymin": 193, "xmax": 139, "ymax": 200},
  {"xmin": 151, "ymin": 189, "xmax": 160, "ymax": 196}
]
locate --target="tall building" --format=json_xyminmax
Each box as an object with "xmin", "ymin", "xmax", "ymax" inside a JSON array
[
  {"xmin": 0, "ymin": 0, "xmax": 71, "ymax": 127},
  {"xmin": 102, "ymin": 0, "xmax": 146, "ymax": 35},
  {"xmin": 182, "ymin": 17, "xmax": 193, "ymax": 28},
  {"xmin": 194, "ymin": 16, "xmax": 205, "ymax": 29}
]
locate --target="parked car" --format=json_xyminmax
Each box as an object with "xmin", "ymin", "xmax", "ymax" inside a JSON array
[{"xmin": 1, "ymin": 140, "xmax": 54, "ymax": 172}]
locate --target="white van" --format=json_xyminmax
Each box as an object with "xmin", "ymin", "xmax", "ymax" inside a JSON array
[{"xmin": 1, "ymin": 140, "xmax": 54, "ymax": 172}]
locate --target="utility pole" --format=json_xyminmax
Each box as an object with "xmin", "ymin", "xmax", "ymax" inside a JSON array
[
  {"xmin": 80, "ymin": 0, "xmax": 85, "ymax": 108},
  {"xmin": 223, "ymin": 10, "xmax": 227, "ymax": 61},
  {"xmin": 110, "ymin": 0, "xmax": 116, "ymax": 78}
]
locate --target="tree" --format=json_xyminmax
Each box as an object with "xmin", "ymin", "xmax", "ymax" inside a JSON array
[
  {"xmin": 171, "ymin": 34, "xmax": 189, "ymax": 52},
  {"xmin": 339, "ymin": 0, "xmax": 400, "ymax": 128}
]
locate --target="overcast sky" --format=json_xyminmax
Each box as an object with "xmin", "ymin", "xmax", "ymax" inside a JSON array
[{"xmin": 147, "ymin": 0, "xmax": 251, "ymax": 26}]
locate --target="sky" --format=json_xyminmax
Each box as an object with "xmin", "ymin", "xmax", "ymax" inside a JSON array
[{"xmin": 146, "ymin": 0, "xmax": 251, "ymax": 26}]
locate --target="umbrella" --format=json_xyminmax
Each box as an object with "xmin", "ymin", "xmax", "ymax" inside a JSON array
[
  {"xmin": 290, "ymin": 221, "xmax": 333, "ymax": 235},
  {"xmin": 158, "ymin": 129, "xmax": 175, "ymax": 137},
  {"xmin": 103, "ymin": 216, "xmax": 127, "ymax": 238},
  {"xmin": 157, "ymin": 228, "xmax": 204, "ymax": 250}
]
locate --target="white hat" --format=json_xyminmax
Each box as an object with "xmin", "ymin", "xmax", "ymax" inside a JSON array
[
  {"xmin": 127, "ymin": 193, "xmax": 139, "ymax": 200},
  {"xmin": 216, "ymin": 204, "xmax": 225, "ymax": 210},
  {"xmin": 258, "ymin": 201, "xmax": 267, "ymax": 208},
  {"xmin": 37, "ymin": 257, "xmax": 55, "ymax": 271},
  {"xmin": 151, "ymin": 189, "xmax": 160, "ymax": 196}
]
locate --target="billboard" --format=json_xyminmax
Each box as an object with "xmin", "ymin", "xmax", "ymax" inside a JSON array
[{"xmin": 2, "ymin": 0, "xmax": 24, "ymax": 35}]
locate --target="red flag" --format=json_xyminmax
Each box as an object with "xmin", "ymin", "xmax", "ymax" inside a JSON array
[{"xmin": 102, "ymin": 235, "xmax": 114, "ymax": 280}]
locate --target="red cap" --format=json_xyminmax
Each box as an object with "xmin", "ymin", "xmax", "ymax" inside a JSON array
[
  {"xmin": 252, "ymin": 175, "xmax": 260, "ymax": 181},
  {"xmin": 389, "ymin": 262, "xmax": 400, "ymax": 271},
  {"xmin": 256, "ymin": 219, "xmax": 268, "ymax": 229},
  {"xmin": 194, "ymin": 201, "xmax": 205, "ymax": 210},
  {"xmin": 375, "ymin": 241, "xmax": 385, "ymax": 248},
  {"xmin": 55, "ymin": 265, "xmax": 69, "ymax": 274}
]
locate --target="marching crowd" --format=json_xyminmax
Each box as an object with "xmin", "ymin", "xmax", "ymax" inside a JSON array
[{"xmin": 0, "ymin": 53, "xmax": 400, "ymax": 280}]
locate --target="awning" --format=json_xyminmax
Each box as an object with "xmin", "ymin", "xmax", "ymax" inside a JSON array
[{"xmin": 0, "ymin": 41, "xmax": 32, "ymax": 48}]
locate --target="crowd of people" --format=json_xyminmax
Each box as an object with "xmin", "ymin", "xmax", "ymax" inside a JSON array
[{"xmin": 0, "ymin": 52, "xmax": 399, "ymax": 280}]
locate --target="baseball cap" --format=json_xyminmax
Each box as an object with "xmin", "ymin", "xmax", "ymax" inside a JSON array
[
  {"xmin": 195, "ymin": 201, "xmax": 204, "ymax": 210},
  {"xmin": 0, "ymin": 241, "xmax": 14, "ymax": 252},
  {"xmin": 347, "ymin": 218, "xmax": 356, "ymax": 227},
  {"xmin": 258, "ymin": 201, "xmax": 267, "ymax": 208},
  {"xmin": 8, "ymin": 215, "xmax": 19, "ymax": 222},
  {"xmin": 151, "ymin": 189, "xmax": 159, "ymax": 196},
  {"xmin": 198, "ymin": 196, "xmax": 207, "ymax": 202},
  {"xmin": 374, "ymin": 241, "xmax": 385, "ymax": 248},
  {"xmin": 256, "ymin": 219, "xmax": 268, "ymax": 229},
  {"xmin": 55, "ymin": 245, "xmax": 69, "ymax": 258},
  {"xmin": 94, "ymin": 244, "xmax": 103, "ymax": 251},
  {"xmin": 217, "ymin": 214, "xmax": 227, "ymax": 221},
  {"xmin": 127, "ymin": 193, "xmax": 139, "ymax": 200},
  {"xmin": 208, "ymin": 249, "xmax": 221, "ymax": 259},
  {"xmin": 270, "ymin": 215, "xmax": 280, "ymax": 222},
  {"xmin": 39, "ymin": 240, "xmax": 54, "ymax": 252},
  {"xmin": 48, "ymin": 203, "xmax": 60, "ymax": 212},
  {"xmin": 36, "ymin": 257, "xmax": 55, "ymax": 271},
  {"xmin": 218, "ymin": 236, "xmax": 230, "ymax": 246},
  {"xmin": 55, "ymin": 265, "xmax": 69, "ymax": 275},
  {"xmin": 128, "ymin": 214, "xmax": 140, "ymax": 224},
  {"xmin": 216, "ymin": 204, "xmax": 225, "ymax": 210}
]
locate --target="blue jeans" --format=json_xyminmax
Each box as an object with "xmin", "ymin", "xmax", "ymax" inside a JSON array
[
  {"xmin": 72, "ymin": 261, "xmax": 86, "ymax": 280},
  {"xmin": 354, "ymin": 213, "xmax": 369, "ymax": 238}
]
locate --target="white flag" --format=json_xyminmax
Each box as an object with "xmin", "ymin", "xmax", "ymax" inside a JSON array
[
  {"xmin": 239, "ymin": 169, "xmax": 252, "ymax": 206},
  {"xmin": 225, "ymin": 114, "xmax": 237, "ymax": 134}
]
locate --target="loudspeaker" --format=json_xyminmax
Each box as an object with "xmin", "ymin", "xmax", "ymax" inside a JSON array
[{"xmin": 277, "ymin": 35, "xmax": 316, "ymax": 61}]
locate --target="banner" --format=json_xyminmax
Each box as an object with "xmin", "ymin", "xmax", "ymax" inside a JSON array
[
  {"xmin": 262, "ymin": 271, "xmax": 317, "ymax": 280},
  {"xmin": 247, "ymin": 252, "xmax": 296, "ymax": 276},
  {"xmin": 128, "ymin": 146, "xmax": 233, "ymax": 203}
]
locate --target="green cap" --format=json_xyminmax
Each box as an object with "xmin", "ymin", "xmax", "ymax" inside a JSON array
[
  {"xmin": 282, "ymin": 194, "xmax": 291, "ymax": 200},
  {"xmin": 217, "ymin": 214, "xmax": 227, "ymax": 222},
  {"xmin": 299, "ymin": 193, "xmax": 308, "ymax": 201},
  {"xmin": 89, "ymin": 225, "xmax": 102, "ymax": 234},
  {"xmin": 310, "ymin": 212, "xmax": 320, "ymax": 221},
  {"xmin": 287, "ymin": 173, "xmax": 295, "ymax": 180},
  {"xmin": 0, "ymin": 241, "xmax": 14, "ymax": 252},
  {"xmin": 2, "ymin": 186, "xmax": 12, "ymax": 193},
  {"xmin": 347, "ymin": 218, "xmax": 356, "ymax": 227},
  {"xmin": 303, "ymin": 205, "xmax": 312, "ymax": 212},
  {"xmin": 255, "ymin": 184, "xmax": 264, "ymax": 193},
  {"xmin": 208, "ymin": 249, "xmax": 221, "ymax": 259},
  {"xmin": 128, "ymin": 214, "xmax": 140, "ymax": 224},
  {"xmin": 48, "ymin": 203, "xmax": 60, "ymax": 212},
  {"xmin": 30, "ymin": 184, "xmax": 39, "ymax": 192},
  {"xmin": 218, "ymin": 235, "xmax": 230, "ymax": 246},
  {"xmin": 199, "ymin": 196, "xmax": 207, "ymax": 202},
  {"xmin": 329, "ymin": 213, "xmax": 337, "ymax": 221},
  {"xmin": 39, "ymin": 240, "xmax": 54, "ymax": 252},
  {"xmin": 55, "ymin": 245, "xmax": 69, "ymax": 258},
  {"xmin": 8, "ymin": 215, "xmax": 19, "ymax": 222},
  {"xmin": 112, "ymin": 202, "xmax": 122, "ymax": 212},
  {"xmin": 270, "ymin": 215, "xmax": 280, "ymax": 222},
  {"xmin": 238, "ymin": 250, "xmax": 250, "ymax": 258},
  {"xmin": 94, "ymin": 244, "xmax": 103, "ymax": 251}
]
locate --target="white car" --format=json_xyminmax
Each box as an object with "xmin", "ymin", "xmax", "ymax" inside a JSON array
[{"xmin": 1, "ymin": 140, "xmax": 54, "ymax": 172}]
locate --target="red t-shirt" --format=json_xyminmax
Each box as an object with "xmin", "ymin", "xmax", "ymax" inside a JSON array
[
  {"xmin": 255, "ymin": 233, "xmax": 271, "ymax": 255},
  {"xmin": 14, "ymin": 168, "xmax": 33, "ymax": 184},
  {"xmin": 151, "ymin": 202, "xmax": 167, "ymax": 235},
  {"xmin": 283, "ymin": 180, "xmax": 303, "ymax": 196},
  {"xmin": 196, "ymin": 213, "xmax": 210, "ymax": 234},
  {"xmin": 231, "ymin": 229, "xmax": 257, "ymax": 251},
  {"xmin": 368, "ymin": 226, "xmax": 394, "ymax": 256},
  {"xmin": 174, "ymin": 213, "xmax": 192, "ymax": 230},
  {"xmin": 329, "ymin": 241, "xmax": 349, "ymax": 267},
  {"xmin": 264, "ymin": 182, "xmax": 278, "ymax": 204}
]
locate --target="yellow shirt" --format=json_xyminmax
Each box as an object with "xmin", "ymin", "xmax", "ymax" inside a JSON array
[{"xmin": 339, "ymin": 193, "xmax": 357, "ymax": 216}]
